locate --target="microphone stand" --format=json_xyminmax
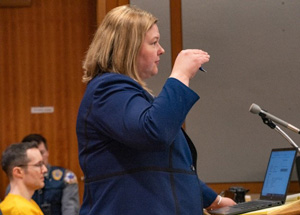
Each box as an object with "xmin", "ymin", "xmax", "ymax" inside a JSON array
[
  {"xmin": 259, "ymin": 113, "xmax": 300, "ymax": 184},
  {"xmin": 259, "ymin": 114, "xmax": 300, "ymax": 153}
]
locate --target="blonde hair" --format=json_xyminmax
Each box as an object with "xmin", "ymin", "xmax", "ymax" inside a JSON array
[{"xmin": 82, "ymin": 5, "xmax": 158, "ymax": 90}]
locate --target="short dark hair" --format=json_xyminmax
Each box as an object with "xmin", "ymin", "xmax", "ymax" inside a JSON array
[
  {"xmin": 1, "ymin": 142, "xmax": 38, "ymax": 179},
  {"xmin": 22, "ymin": 134, "xmax": 48, "ymax": 150}
]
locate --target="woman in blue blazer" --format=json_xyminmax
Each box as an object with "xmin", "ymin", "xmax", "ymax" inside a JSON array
[{"xmin": 76, "ymin": 5, "xmax": 235, "ymax": 215}]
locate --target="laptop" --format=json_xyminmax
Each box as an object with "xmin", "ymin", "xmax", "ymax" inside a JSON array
[{"xmin": 209, "ymin": 148, "xmax": 297, "ymax": 215}]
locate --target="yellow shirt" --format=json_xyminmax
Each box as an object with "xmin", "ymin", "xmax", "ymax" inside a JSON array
[{"xmin": 0, "ymin": 193, "xmax": 44, "ymax": 215}]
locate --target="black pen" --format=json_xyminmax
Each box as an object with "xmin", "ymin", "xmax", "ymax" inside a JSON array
[{"xmin": 199, "ymin": 67, "xmax": 207, "ymax": 73}]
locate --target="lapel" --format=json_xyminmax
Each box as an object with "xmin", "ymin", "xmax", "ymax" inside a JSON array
[{"xmin": 181, "ymin": 128, "xmax": 198, "ymax": 169}]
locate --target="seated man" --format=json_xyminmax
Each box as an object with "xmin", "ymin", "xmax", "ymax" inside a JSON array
[
  {"xmin": 0, "ymin": 141, "xmax": 47, "ymax": 214},
  {"xmin": 21, "ymin": 134, "xmax": 80, "ymax": 215}
]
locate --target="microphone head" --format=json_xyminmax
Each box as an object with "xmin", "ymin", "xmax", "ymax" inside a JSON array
[{"xmin": 249, "ymin": 103, "xmax": 261, "ymax": 114}]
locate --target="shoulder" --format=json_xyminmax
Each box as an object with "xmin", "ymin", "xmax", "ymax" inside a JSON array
[
  {"xmin": 92, "ymin": 73, "xmax": 137, "ymax": 83},
  {"xmin": 89, "ymin": 73, "xmax": 143, "ymax": 92},
  {"xmin": 81, "ymin": 73, "xmax": 145, "ymax": 103},
  {"xmin": 0, "ymin": 194, "xmax": 43, "ymax": 215},
  {"xmin": 63, "ymin": 170, "xmax": 78, "ymax": 184},
  {"xmin": 49, "ymin": 166, "xmax": 65, "ymax": 181},
  {"xmin": 85, "ymin": 73, "xmax": 152, "ymax": 104},
  {"xmin": 49, "ymin": 166, "xmax": 78, "ymax": 184}
]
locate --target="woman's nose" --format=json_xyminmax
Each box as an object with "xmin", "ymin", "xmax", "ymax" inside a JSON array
[{"xmin": 158, "ymin": 43, "xmax": 165, "ymax": 55}]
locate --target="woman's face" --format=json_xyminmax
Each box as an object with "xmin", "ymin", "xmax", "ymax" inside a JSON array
[{"xmin": 137, "ymin": 24, "xmax": 165, "ymax": 80}]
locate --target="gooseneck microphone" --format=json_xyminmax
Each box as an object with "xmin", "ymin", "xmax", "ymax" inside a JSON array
[{"xmin": 249, "ymin": 103, "xmax": 300, "ymax": 134}]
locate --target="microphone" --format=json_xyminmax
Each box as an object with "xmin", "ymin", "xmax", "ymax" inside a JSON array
[{"xmin": 249, "ymin": 103, "xmax": 300, "ymax": 134}]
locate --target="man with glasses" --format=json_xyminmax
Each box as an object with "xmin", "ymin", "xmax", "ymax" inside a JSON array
[
  {"xmin": 0, "ymin": 141, "xmax": 47, "ymax": 214},
  {"xmin": 21, "ymin": 134, "xmax": 79, "ymax": 215}
]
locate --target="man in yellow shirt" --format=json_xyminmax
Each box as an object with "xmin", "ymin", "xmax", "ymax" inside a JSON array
[{"xmin": 0, "ymin": 141, "xmax": 48, "ymax": 215}]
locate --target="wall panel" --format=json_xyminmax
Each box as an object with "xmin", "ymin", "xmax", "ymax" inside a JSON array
[
  {"xmin": 0, "ymin": 0, "xmax": 97, "ymax": 202},
  {"xmin": 182, "ymin": 0, "xmax": 300, "ymax": 186}
]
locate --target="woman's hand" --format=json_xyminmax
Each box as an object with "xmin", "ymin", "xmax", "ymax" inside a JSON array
[
  {"xmin": 170, "ymin": 49, "xmax": 210, "ymax": 86},
  {"xmin": 206, "ymin": 195, "xmax": 237, "ymax": 212}
]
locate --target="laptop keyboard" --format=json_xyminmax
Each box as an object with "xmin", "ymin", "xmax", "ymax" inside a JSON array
[
  {"xmin": 210, "ymin": 200, "xmax": 283, "ymax": 215},
  {"xmin": 231, "ymin": 200, "xmax": 280, "ymax": 210}
]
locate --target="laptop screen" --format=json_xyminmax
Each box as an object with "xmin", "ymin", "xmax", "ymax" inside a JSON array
[{"xmin": 260, "ymin": 148, "xmax": 297, "ymax": 201}]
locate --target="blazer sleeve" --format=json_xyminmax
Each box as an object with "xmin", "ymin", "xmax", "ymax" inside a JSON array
[
  {"xmin": 199, "ymin": 179, "xmax": 218, "ymax": 208},
  {"xmin": 90, "ymin": 75, "xmax": 199, "ymax": 150}
]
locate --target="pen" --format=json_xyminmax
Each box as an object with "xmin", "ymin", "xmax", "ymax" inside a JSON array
[{"xmin": 199, "ymin": 67, "xmax": 207, "ymax": 73}]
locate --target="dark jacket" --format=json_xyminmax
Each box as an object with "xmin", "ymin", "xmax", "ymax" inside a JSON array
[
  {"xmin": 76, "ymin": 73, "xmax": 217, "ymax": 215},
  {"xmin": 32, "ymin": 165, "xmax": 79, "ymax": 215}
]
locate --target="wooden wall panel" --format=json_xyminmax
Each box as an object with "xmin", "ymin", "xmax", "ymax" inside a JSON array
[
  {"xmin": 170, "ymin": 0, "xmax": 183, "ymax": 65},
  {"xmin": 0, "ymin": 0, "xmax": 97, "ymax": 202}
]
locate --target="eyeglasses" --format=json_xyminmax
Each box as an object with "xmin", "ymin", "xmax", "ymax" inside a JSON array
[{"xmin": 19, "ymin": 161, "xmax": 46, "ymax": 170}]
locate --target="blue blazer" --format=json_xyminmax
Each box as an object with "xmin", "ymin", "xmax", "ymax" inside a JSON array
[{"xmin": 76, "ymin": 73, "xmax": 217, "ymax": 215}]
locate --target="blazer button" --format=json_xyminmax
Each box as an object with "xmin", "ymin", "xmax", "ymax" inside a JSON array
[{"xmin": 190, "ymin": 165, "xmax": 195, "ymax": 171}]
